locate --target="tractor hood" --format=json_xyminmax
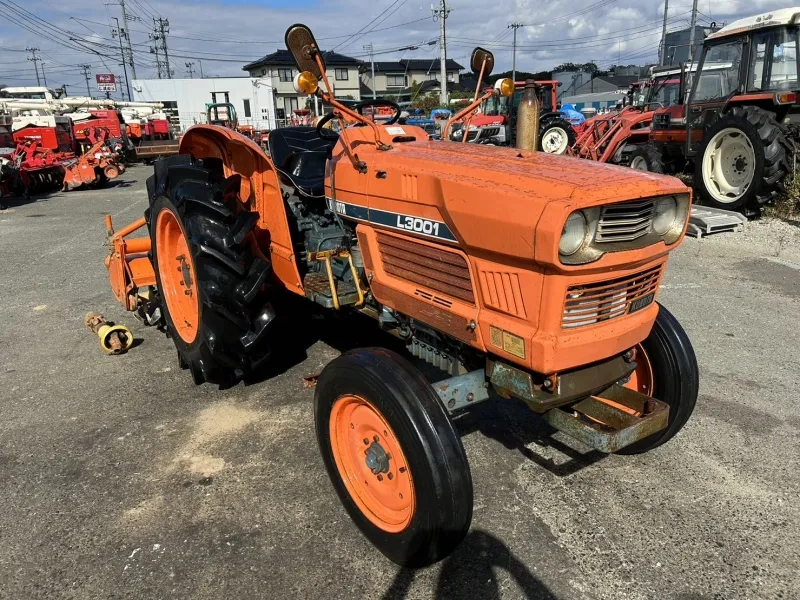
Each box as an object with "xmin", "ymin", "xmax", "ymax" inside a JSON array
[{"xmin": 328, "ymin": 126, "xmax": 690, "ymax": 266}]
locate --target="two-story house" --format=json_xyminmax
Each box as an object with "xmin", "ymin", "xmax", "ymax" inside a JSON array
[
  {"xmin": 361, "ymin": 59, "xmax": 464, "ymax": 101},
  {"xmin": 242, "ymin": 50, "xmax": 362, "ymax": 119}
]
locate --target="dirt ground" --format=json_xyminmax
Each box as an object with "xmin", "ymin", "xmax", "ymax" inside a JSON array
[{"xmin": 0, "ymin": 165, "xmax": 798, "ymax": 599}]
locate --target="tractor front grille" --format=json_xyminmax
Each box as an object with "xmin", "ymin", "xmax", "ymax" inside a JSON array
[
  {"xmin": 596, "ymin": 199, "xmax": 656, "ymax": 243},
  {"xmin": 562, "ymin": 265, "xmax": 663, "ymax": 329},
  {"xmin": 376, "ymin": 231, "xmax": 474, "ymax": 304}
]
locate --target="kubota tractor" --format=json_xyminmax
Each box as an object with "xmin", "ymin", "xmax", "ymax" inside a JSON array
[
  {"xmin": 104, "ymin": 25, "xmax": 699, "ymax": 567},
  {"xmin": 634, "ymin": 8, "xmax": 798, "ymax": 215}
]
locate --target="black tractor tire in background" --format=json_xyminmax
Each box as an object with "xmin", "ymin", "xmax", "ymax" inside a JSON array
[
  {"xmin": 147, "ymin": 154, "xmax": 275, "ymax": 385},
  {"xmin": 628, "ymin": 143, "xmax": 666, "ymax": 173},
  {"xmin": 695, "ymin": 106, "xmax": 793, "ymax": 214},
  {"xmin": 538, "ymin": 117, "xmax": 576, "ymax": 154},
  {"xmin": 315, "ymin": 348, "xmax": 473, "ymax": 568},
  {"xmin": 616, "ymin": 304, "xmax": 699, "ymax": 455}
]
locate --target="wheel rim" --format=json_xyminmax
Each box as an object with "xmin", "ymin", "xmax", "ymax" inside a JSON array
[
  {"xmin": 155, "ymin": 208, "xmax": 199, "ymax": 344},
  {"xmin": 542, "ymin": 127, "xmax": 569, "ymax": 154},
  {"xmin": 624, "ymin": 344, "xmax": 655, "ymax": 397},
  {"xmin": 702, "ymin": 127, "xmax": 756, "ymax": 203},
  {"xmin": 104, "ymin": 165, "xmax": 119, "ymax": 179},
  {"xmin": 329, "ymin": 394, "xmax": 415, "ymax": 533},
  {"xmin": 630, "ymin": 155, "xmax": 648, "ymax": 171}
]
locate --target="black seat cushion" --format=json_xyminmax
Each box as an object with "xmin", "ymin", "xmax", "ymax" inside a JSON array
[{"xmin": 268, "ymin": 126, "xmax": 338, "ymax": 197}]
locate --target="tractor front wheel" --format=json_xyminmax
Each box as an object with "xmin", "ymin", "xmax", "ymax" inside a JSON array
[
  {"xmin": 315, "ymin": 348, "xmax": 473, "ymax": 567},
  {"xmin": 539, "ymin": 117, "xmax": 575, "ymax": 154},
  {"xmin": 696, "ymin": 106, "xmax": 792, "ymax": 214},
  {"xmin": 628, "ymin": 144, "xmax": 666, "ymax": 173},
  {"xmin": 616, "ymin": 303, "xmax": 699, "ymax": 455},
  {"xmin": 147, "ymin": 155, "xmax": 275, "ymax": 385}
]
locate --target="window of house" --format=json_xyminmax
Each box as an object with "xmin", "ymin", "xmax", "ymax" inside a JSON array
[
  {"xmin": 425, "ymin": 72, "xmax": 437, "ymax": 81},
  {"xmin": 386, "ymin": 74, "xmax": 407, "ymax": 87},
  {"xmin": 447, "ymin": 72, "xmax": 455, "ymax": 82},
  {"xmin": 278, "ymin": 68, "xmax": 294, "ymax": 82},
  {"xmin": 285, "ymin": 97, "xmax": 299, "ymax": 113},
  {"xmin": 335, "ymin": 68, "xmax": 348, "ymax": 81},
  {"xmin": 243, "ymin": 99, "xmax": 251, "ymax": 118}
]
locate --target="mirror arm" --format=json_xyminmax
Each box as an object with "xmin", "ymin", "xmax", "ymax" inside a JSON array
[
  {"xmin": 442, "ymin": 88, "xmax": 495, "ymax": 142},
  {"xmin": 460, "ymin": 58, "xmax": 488, "ymax": 143},
  {"xmin": 312, "ymin": 52, "xmax": 390, "ymax": 158}
]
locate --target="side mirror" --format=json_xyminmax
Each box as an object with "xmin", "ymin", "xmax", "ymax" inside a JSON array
[
  {"xmin": 470, "ymin": 47, "xmax": 495, "ymax": 77},
  {"xmin": 285, "ymin": 24, "xmax": 325, "ymax": 79}
]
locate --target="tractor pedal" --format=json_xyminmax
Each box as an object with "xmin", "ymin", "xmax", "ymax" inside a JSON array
[{"xmin": 303, "ymin": 272, "xmax": 360, "ymax": 309}]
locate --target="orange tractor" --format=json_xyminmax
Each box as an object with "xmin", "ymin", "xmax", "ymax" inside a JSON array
[{"xmin": 104, "ymin": 26, "xmax": 699, "ymax": 567}]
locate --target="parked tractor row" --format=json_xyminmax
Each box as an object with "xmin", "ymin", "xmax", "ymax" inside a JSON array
[{"xmin": 449, "ymin": 11, "xmax": 799, "ymax": 216}]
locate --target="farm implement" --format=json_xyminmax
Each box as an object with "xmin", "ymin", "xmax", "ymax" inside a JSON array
[{"xmin": 103, "ymin": 26, "xmax": 699, "ymax": 567}]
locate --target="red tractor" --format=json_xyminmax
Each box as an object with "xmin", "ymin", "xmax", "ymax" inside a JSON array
[
  {"xmin": 634, "ymin": 9, "xmax": 798, "ymax": 215},
  {"xmin": 448, "ymin": 80, "xmax": 576, "ymax": 153}
]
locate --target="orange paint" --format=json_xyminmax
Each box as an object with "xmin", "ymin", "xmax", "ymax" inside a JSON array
[
  {"xmin": 155, "ymin": 209, "xmax": 199, "ymax": 343},
  {"xmin": 329, "ymin": 394, "xmax": 415, "ymax": 533}
]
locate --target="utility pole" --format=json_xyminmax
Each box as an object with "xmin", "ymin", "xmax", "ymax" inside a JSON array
[
  {"xmin": 154, "ymin": 18, "xmax": 172, "ymax": 78},
  {"xmin": 363, "ymin": 43, "xmax": 376, "ymax": 99},
  {"xmin": 659, "ymin": 0, "xmax": 669, "ymax": 65},
  {"xmin": 80, "ymin": 64, "xmax": 92, "ymax": 97},
  {"xmin": 112, "ymin": 17, "xmax": 132, "ymax": 101},
  {"xmin": 688, "ymin": 0, "xmax": 699, "ymax": 62},
  {"xmin": 508, "ymin": 23, "xmax": 523, "ymax": 83},
  {"xmin": 150, "ymin": 41, "xmax": 162, "ymax": 79},
  {"xmin": 185, "ymin": 62, "xmax": 195, "ymax": 78},
  {"xmin": 26, "ymin": 47, "xmax": 41, "ymax": 86},
  {"xmin": 432, "ymin": 0, "xmax": 450, "ymax": 106},
  {"xmin": 198, "ymin": 60, "xmax": 204, "ymax": 78},
  {"xmin": 108, "ymin": 0, "xmax": 141, "ymax": 78},
  {"xmin": 40, "ymin": 63, "xmax": 47, "ymax": 87}
]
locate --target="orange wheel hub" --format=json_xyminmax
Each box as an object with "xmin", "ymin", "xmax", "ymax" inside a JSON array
[
  {"xmin": 624, "ymin": 344, "xmax": 654, "ymax": 396},
  {"xmin": 329, "ymin": 395, "xmax": 415, "ymax": 533},
  {"xmin": 155, "ymin": 209, "xmax": 199, "ymax": 344}
]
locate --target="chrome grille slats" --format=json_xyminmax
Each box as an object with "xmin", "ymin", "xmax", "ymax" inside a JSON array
[
  {"xmin": 596, "ymin": 199, "xmax": 656, "ymax": 243},
  {"xmin": 561, "ymin": 265, "xmax": 663, "ymax": 329}
]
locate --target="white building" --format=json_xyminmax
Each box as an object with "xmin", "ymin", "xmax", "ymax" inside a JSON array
[{"xmin": 131, "ymin": 77, "xmax": 277, "ymax": 132}]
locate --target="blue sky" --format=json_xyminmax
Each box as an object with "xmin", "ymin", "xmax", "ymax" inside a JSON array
[{"xmin": 0, "ymin": 0, "xmax": 791, "ymax": 96}]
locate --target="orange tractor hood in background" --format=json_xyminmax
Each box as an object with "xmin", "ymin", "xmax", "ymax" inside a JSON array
[{"xmin": 328, "ymin": 128, "xmax": 690, "ymax": 267}]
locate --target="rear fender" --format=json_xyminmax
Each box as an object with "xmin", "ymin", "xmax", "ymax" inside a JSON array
[{"xmin": 180, "ymin": 125, "xmax": 303, "ymax": 293}]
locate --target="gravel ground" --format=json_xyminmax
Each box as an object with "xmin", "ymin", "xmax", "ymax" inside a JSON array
[{"xmin": 0, "ymin": 165, "xmax": 798, "ymax": 599}]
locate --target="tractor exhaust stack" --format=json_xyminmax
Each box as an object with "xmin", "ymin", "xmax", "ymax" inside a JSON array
[{"xmin": 516, "ymin": 79, "xmax": 541, "ymax": 151}]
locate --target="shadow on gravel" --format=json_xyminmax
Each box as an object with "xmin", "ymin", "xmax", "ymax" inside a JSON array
[
  {"xmin": 455, "ymin": 397, "xmax": 607, "ymax": 477},
  {"xmin": 381, "ymin": 530, "xmax": 558, "ymax": 600}
]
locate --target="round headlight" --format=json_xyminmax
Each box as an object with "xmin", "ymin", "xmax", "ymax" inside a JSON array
[
  {"xmin": 559, "ymin": 211, "xmax": 588, "ymax": 256},
  {"xmin": 652, "ymin": 196, "xmax": 678, "ymax": 235}
]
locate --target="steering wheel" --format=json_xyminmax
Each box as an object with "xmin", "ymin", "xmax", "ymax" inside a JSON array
[
  {"xmin": 354, "ymin": 99, "xmax": 401, "ymax": 125},
  {"xmin": 315, "ymin": 112, "xmax": 341, "ymax": 140}
]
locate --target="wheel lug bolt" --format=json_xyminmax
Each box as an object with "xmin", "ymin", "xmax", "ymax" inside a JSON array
[
  {"xmin": 373, "ymin": 435, "xmax": 379, "ymax": 443},
  {"xmin": 387, "ymin": 472, "xmax": 393, "ymax": 480},
  {"xmin": 363, "ymin": 438, "xmax": 369, "ymax": 445},
  {"xmin": 377, "ymin": 474, "xmax": 383, "ymax": 481},
  {"xmin": 399, "ymin": 467, "xmax": 407, "ymax": 473}
]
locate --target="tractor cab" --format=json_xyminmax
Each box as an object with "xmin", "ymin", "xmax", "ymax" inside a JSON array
[{"xmin": 642, "ymin": 8, "xmax": 798, "ymax": 213}]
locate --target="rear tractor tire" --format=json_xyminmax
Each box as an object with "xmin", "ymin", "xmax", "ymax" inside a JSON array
[
  {"xmin": 616, "ymin": 303, "xmax": 699, "ymax": 455},
  {"xmin": 315, "ymin": 348, "xmax": 473, "ymax": 568},
  {"xmin": 539, "ymin": 117, "xmax": 576, "ymax": 154},
  {"xmin": 695, "ymin": 106, "xmax": 792, "ymax": 214},
  {"xmin": 147, "ymin": 155, "xmax": 275, "ymax": 385},
  {"xmin": 628, "ymin": 143, "xmax": 666, "ymax": 174}
]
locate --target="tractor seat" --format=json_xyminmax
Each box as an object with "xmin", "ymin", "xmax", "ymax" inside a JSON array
[{"xmin": 268, "ymin": 126, "xmax": 338, "ymax": 197}]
